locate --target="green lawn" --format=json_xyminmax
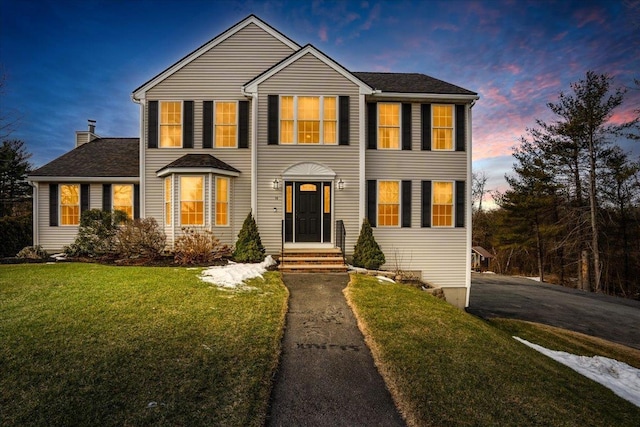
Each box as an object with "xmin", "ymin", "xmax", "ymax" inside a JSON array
[
  {"xmin": 0, "ymin": 263, "xmax": 288, "ymax": 427},
  {"xmin": 345, "ymin": 274, "xmax": 640, "ymax": 427}
]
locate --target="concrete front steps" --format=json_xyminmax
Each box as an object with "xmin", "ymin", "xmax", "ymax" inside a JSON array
[{"xmin": 278, "ymin": 248, "xmax": 347, "ymax": 273}]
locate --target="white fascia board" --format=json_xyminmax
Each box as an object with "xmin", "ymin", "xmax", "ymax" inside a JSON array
[
  {"xmin": 27, "ymin": 177, "xmax": 140, "ymax": 183},
  {"xmin": 371, "ymin": 92, "xmax": 479, "ymax": 102},
  {"xmin": 132, "ymin": 16, "xmax": 300, "ymax": 100},
  {"xmin": 243, "ymin": 45, "xmax": 374, "ymax": 94},
  {"xmin": 156, "ymin": 167, "xmax": 240, "ymax": 178}
]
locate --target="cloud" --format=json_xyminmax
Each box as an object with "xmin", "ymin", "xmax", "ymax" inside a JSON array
[
  {"xmin": 318, "ymin": 25, "xmax": 328, "ymax": 42},
  {"xmin": 574, "ymin": 6, "xmax": 607, "ymax": 28}
]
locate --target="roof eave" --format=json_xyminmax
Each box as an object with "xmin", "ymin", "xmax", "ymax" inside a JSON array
[
  {"xmin": 156, "ymin": 167, "xmax": 240, "ymax": 178},
  {"xmin": 370, "ymin": 92, "xmax": 479, "ymax": 102},
  {"xmin": 27, "ymin": 176, "xmax": 140, "ymax": 183}
]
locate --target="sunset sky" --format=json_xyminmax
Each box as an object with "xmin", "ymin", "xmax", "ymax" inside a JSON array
[{"xmin": 1, "ymin": 0, "xmax": 638, "ymax": 196}]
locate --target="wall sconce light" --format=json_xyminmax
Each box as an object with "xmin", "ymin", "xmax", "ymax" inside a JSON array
[
  {"xmin": 272, "ymin": 178, "xmax": 280, "ymax": 190},
  {"xmin": 337, "ymin": 179, "xmax": 345, "ymax": 191}
]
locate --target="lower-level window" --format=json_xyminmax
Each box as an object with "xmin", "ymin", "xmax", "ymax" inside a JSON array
[
  {"xmin": 60, "ymin": 184, "xmax": 80, "ymax": 225},
  {"xmin": 378, "ymin": 181, "xmax": 399, "ymax": 226},
  {"xmin": 180, "ymin": 176, "xmax": 204, "ymax": 225},
  {"xmin": 113, "ymin": 184, "xmax": 133, "ymax": 219},
  {"xmin": 164, "ymin": 177, "xmax": 172, "ymax": 226},
  {"xmin": 433, "ymin": 181, "xmax": 453, "ymax": 226},
  {"xmin": 215, "ymin": 177, "xmax": 229, "ymax": 226}
]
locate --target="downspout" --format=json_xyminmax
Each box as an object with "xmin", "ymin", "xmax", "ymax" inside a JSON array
[
  {"xmin": 28, "ymin": 181, "xmax": 38, "ymax": 246},
  {"xmin": 241, "ymin": 88, "xmax": 258, "ymax": 221}
]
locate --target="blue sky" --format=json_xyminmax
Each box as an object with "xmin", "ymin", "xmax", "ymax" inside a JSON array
[{"xmin": 1, "ymin": 0, "xmax": 638, "ymax": 195}]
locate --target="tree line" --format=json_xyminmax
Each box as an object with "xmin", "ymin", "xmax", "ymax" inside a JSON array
[{"xmin": 474, "ymin": 71, "xmax": 640, "ymax": 299}]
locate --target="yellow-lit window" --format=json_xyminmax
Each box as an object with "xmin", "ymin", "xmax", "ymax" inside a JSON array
[
  {"xmin": 180, "ymin": 176, "xmax": 204, "ymax": 226},
  {"xmin": 378, "ymin": 181, "xmax": 399, "ymax": 226},
  {"xmin": 323, "ymin": 97, "xmax": 337, "ymax": 144},
  {"xmin": 324, "ymin": 185, "xmax": 331, "ymax": 213},
  {"xmin": 164, "ymin": 177, "xmax": 172, "ymax": 226},
  {"xmin": 280, "ymin": 96, "xmax": 294, "ymax": 144},
  {"xmin": 378, "ymin": 103, "xmax": 400, "ymax": 149},
  {"xmin": 286, "ymin": 185, "xmax": 293, "ymax": 213},
  {"xmin": 433, "ymin": 181, "xmax": 453, "ymax": 226},
  {"xmin": 60, "ymin": 184, "xmax": 80, "ymax": 225},
  {"xmin": 113, "ymin": 184, "xmax": 133, "ymax": 219},
  {"xmin": 215, "ymin": 102, "xmax": 237, "ymax": 147},
  {"xmin": 215, "ymin": 177, "xmax": 229, "ymax": 226},
  {"xmin": 298, "ymin": 97, "xmax": 320, "ymax": 144},
  {"xmin": 433, "ymin": 105, "xmax": 453, "ymax": 150},
  {"xmin": 160, "ymin": 101, "xmax": 182, "ymax": 147}
]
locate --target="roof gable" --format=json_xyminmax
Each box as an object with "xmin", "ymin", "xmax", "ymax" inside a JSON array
[
  {"xmin": 132, "ymin": 15, "xmax": 300, "ymax": 99},
  {"xmin": 243, "ymin": 44, "xmax": 374, "ymax": 94},
  {"xmin": 156, "ymin": 154, "xmax": 240, "ymax": 177}
]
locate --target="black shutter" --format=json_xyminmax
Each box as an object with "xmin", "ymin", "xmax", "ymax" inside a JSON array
[
  {"xmin": 367, "ymin": 102, "xmax": 377, "ymax": 149},
  {"xmin": 367, "ymin": 180, "xmax": 377, "ymax": 227},
  {"xmin": 238, "ymin": 100, "xmax": 249, "ymax": 148},
  {"xmin": 102, "ymin": 184, "xmax": 112, "ymax": 211},
  {"xmin": 49, "ymin": 184, "xmax": 58, "ymax": 227},
  {"xmin": 81, "ymin": 184, "xmax": 90, "ymax": 214},
  {"xmin": 183, "ymin": 100, "xmax": 194, "ymax": 148},
  {"xmin": 148, "ymin": 101, "xmax": 158, "ymax": 148},
  {"xmin": 134, "ymin": 184, "xmax": 140, "ymax": 219},
  {"xmin": 402, "ymin": 103, "xmax": 412, "ymax": 150},
  {"xmin": 402, "ymin": 180, "xmax": 411, "ymax": 227},
  {"xmin": 421, "ymin": 180, "xmax": 431, "ymax": 228},
  {"xmin": 339, "ymin": 96, "xmax": 350, "ymax": 145},
  {"xmin": 268, "ymin": 95, "xmax": 279, "ymax": 145},
  {"xmin": 421, "ymin": 104, "xmax": 431, "ymax": 151},
  {"xmin": 456, "ymin": 104, "xmax": 465, "ymax": 152},
  {"xmin": 203, "ymin": 101, "xmax": 213, "ymax": 149},
  {"xmin": 455, "ymin": 180, "xmax": 465, "ymax": 227}
]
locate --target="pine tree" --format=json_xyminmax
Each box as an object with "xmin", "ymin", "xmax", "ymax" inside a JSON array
[
  {"xmin": 353, "ymin": 218, "xmax": 385, "ymax": 270},
  {"xmin": 233, "ymin": 212, "xmax": 265, "ymax": 263}
]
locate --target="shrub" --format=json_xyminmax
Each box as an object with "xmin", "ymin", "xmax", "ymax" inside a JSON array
[
  {"xmin": 353, "ymin": 218, "xmax": 386, "ymax": 270},
  {"xmin": 64, "ymin": 209, "xmax": 127, "ymax": 257},
  {"xmin": 233, "ymin": 212, "xmax": 265, "ymax": 263},
  {"xmin": 16, "ymin": 245, "xmax": 48, "ymax": 260},
  {"xmin": 174, "ymin": 228, "xmax": 232, "ymax": 265},
  {"xmin": 0, "ymin": 214, "xmax": 32, "ymax": 257},
  {"xmin": 116, "ymin": 217, "xmax": 166, "ymax": 260}
]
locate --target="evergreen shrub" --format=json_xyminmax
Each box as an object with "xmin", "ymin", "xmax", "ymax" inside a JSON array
[
  {"xmin": 352, "ymin": 218, "xmax": 386, "ymax": 270},
  {"xmin": 233, "ymin": 212, "xmax": 265, "ymax": 263}
]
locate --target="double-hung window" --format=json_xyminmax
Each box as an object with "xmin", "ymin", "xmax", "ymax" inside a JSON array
[
  {"xmin": 432, "ymin": 105, "xmax": 453, "ymax": 150},
  {"xmin": 432, "ymin": 181, "xmax": 453, "ymax": 226},
  {"xmin": 113, "ymin": 184, "xmax": 133, "ymax": 219},
  {"xmin": 378, "ymin": 181, "xmax": 400, "ymax": 226},
  {"xmin": 180, "ymin": 176, "xmax": 204, "ymax": 226},
  {"xmin": 160, "ymin": 101, "xmax": 182, "ymax": 147},
  {"xmin": 60, "ymin": 184, "xmax": 80, "ymax": 225},
  {"xmin": 378, "ymin": 103, "xmax": 400, "ymax": 149},
  {"xmin": 279, "ymin": 96, "xmax": 337, "ymax": 144},
  {"xmin": 164, "ymin": 177, "xmax": 172, "ymax": 226},
  {"xmin": 215, "ymin": 102, "xmax": 237, "ymax": 147},
  {"xmin": 215, "ymin": 177, "xmax": 229, "ymax": 226}
]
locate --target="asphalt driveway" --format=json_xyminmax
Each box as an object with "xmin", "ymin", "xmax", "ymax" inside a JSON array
[{"xmin": 467, "ymin": 273, "xmax": 640, "ymax": 350}]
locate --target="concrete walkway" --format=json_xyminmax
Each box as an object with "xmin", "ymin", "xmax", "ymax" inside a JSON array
[{"xmin": 266, "ymin": 273, "xmax": 405, "ymax": 427}]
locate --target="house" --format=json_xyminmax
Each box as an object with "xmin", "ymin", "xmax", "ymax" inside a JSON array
[
  {"xmin": 27, "ymin": 15, "xmax": 478, "ymax": 308},
  {"xmin": 472, "ymin": 246, "xmax": 494, "ymax": 272}
]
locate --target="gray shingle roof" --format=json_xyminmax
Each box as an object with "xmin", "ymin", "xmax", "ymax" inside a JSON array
[
  {"xmin": 156, "ymin": 154, "xmax": 241, "ymax": 174},
  {"xmin": 353, "ymin": 72, "xmax": 477, "ymax": 95},
  {"xmin": 29, "ymin": 138, "xmax": 139, "ymax": 178}
]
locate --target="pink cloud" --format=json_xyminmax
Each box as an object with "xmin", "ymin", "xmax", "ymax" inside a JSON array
[
  {"xmin": 318, "ymin": 25, "xmax": 328, "ymax": 42},
  {"xmin": 574, "ymin": 7, "xmax": 606, "ymax": 28},
  {"xmin": 360, "ymin": 2, "xmax": 380, "ymax": 30},
  {"xmin": 553, "ymin": 31, "xmax": 568, "ymax": 42}
]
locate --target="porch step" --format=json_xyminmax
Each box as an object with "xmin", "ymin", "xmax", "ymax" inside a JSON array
[{"xmin": 278, "ymin": 248, "xmax": 347, "ymax": 273}]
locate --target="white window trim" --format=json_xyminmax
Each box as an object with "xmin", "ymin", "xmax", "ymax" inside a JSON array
[
  {"xmin": 279, "ymin": 95, "xmax": 338, "ymax": 145},
  {"xmin": 431, "ymin": 104, "xmax": 455, "ymax": 152},
  {"xmin": 112, "ymin": 184, "xmax": 134, "ymax": 219},
  {"xmin": 431, "ymin": 180, "xmax": 455, "ymax": 228},
  {"xmin": 215, "ymin": 176, "xmax": 230, "ymax": 227},
  {"xmin": 213, "ymin": 100, "xmax": 239, "ymax": 148},
  {"xmin": 59, "ymin": 183, "xmax": 80, "ymax": 227},
  {"xmin": 377, "ymin": 180, "xmax": 401, "ymax": 228},
  {"xmin": 377, "ymin": 102, "xmax": 401, "ymax": 150},
  {"xmin": 179, "ymin": 175, "xmax": 205, "ymax": 226},
  {"xmin": 159, "ymin": 100, "xmax": 183, "ymax": 148},
  {"xmin": 164, "ymin": 176, "xmax": 173, "ymax": 227}
]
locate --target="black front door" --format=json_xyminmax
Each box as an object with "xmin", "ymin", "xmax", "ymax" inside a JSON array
[{"xmin": 295, "ymin": 182, "xmax": 321, "ymax": 242}]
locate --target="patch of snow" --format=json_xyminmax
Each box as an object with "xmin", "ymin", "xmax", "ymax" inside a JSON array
[
  {"xmin": 199, "ymin": 256, "xmax": 276, "ymax": 289},
  {"xmin": 482, "ymin": 271, "xmax": 496, "ymax": 274},
  {"xmin": 377, "ymin": 275, "xmax": 396, "ymax": 284},
  {"xmin": 514, "ymin": 336, "xmax": 640, "ymax": 408},
  {"xmin": 50, "ymin": 253, "xmax": 67, "ymax": 261}
]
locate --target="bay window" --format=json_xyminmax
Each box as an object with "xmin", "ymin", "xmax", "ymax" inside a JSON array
[{"xmin": 180, "ymin": 176, "xmax": 204, "ymax": 226}]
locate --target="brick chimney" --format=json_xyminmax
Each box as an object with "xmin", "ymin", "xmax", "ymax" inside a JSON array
[{"xmin": 75, "ymin": 120, "xmax": 100, "ymax": 147}]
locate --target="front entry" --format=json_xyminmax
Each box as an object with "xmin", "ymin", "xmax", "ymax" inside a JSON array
[
  {"xmin": 295, "ymin": 182, "xmax": 321, "ymax": 242},
  {"xmin": 284, "ymin": 181, "xmax": 332, "ymax": 243}
]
